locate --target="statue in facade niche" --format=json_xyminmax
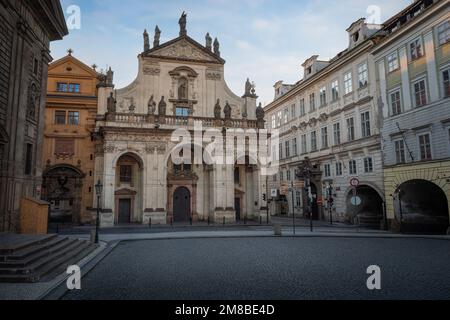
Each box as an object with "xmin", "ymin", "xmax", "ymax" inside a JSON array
[
  {"xmin": 178, "ymin": 78, "xmax": 188, "ymax": 100},
  {"xmin": 205, "ymin": 33, "xmax": 212, "ymax": 51},
  {"xmin": 143, "ymin": 29, "xmax": 150, "ymax": 51},
  {"xmin": 213, "ymin": 38, "xmax": 220, "ymax": 56},
  {"xmin": 158, "ymin": 96, "xmax": 167, "ymax": 116},
  {"xmin": 107, "ymin": 92, "xmax": 116, "ymax": 114},
  {"xmin": 256, "ymin": 102, "xmax": 265, "ymax": 122},
  {"xmin": 179, "ymin": 12, "xmax": 187, "ymax": 36},
  {"xmin": 148, "ymin": 95, "xmax": 156, "ymax": 115},
  {"xmin": 224, "ymin": 101, "xmax": 231, "ymax": 120},
  {"xmin": 154, "ymin": 26, "xmax": 161, "ymax": 47},
  {"xmin": 214, "ymin": 99, "xmax": 221, "ymax": 119}
]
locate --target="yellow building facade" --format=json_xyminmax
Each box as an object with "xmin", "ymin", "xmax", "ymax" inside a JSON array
[{"xmin": 42, "ymin": 53, "xmax": 99, "ymax": 224}]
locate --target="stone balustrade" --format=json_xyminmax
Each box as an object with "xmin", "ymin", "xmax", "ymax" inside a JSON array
[{"xmin": 104, "ymin": 113, "xmax": 265, "ymax": 129}]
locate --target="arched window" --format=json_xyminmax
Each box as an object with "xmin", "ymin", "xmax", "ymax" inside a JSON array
[{"xmin": 178, "ymin": 77, "xmax": 188, "ymax": 100}]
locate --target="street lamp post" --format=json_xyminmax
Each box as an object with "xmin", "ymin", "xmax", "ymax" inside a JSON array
[
  {"xmin": 95, "ymin": 180, "xmax": 103, "ymax": 244},
  {"xmin": 328, "ymin": 184, "xmax": 334, "ymax": 225}
]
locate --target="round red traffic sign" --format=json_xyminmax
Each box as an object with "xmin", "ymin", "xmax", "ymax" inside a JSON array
[{"xmin": 350, "ymin": 178, "xmax": 360, "ymax": 187}]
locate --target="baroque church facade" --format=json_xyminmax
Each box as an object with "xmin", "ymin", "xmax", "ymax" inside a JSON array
[{"xmin": 94, "ymin": 14, "xmax": 268, "ymax": 226}]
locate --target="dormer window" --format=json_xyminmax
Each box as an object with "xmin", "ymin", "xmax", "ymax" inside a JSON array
[
  {"xmin": 353, "ymin": 31, "xmax": 360, "ymax": 42},
  {"xmin": 307, "ymin": 67, "xmax": 312, "ymax": 75}
]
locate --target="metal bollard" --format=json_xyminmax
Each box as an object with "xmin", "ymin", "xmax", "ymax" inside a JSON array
[
  {"xmin": 190, "ymin": 217, "xmax": 193, "ymax": 226},
  {"xmin": 260, "ymin": 216, "xmax": 262, "ymax": 225},
  {"xmin": 149, "ymin": 217, "xmax": 152, "ymax": 228},
  {"xmin": 244, "ymin": 216, "xmax": 247, "ymax": 225},
  {"xmin": 56, "ymin": 224, "xmax": 59, "ymax": 234},
  {"xmin": 171, "ymin": 217, "xmax": 173, "ymax": 227},
  {"xmin": 208, "ymin": 216, "xmax": 210, "ymax": 226},
  {"xmin": 223, "ymin": 217, "xmax": 225, "ymax": 226}
]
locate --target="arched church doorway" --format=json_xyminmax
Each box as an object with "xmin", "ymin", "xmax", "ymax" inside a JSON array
[
  {"xmin": 395, "ymin": 180, "xmax": 449, "ymax": 234},
  {"xmin": 173, "ymin": 187, "xmax": 191, "ymax": 222}
]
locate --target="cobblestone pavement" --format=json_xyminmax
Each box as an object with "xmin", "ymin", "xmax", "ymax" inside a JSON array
[{"xmin": 62, "ymin": 237, "xmax": 450, "ymax": 300}]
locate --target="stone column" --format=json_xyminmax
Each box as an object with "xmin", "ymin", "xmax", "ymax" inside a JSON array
[{"xmin": 100, "ymin": 152, "xmax": 115, "ymax": 227}]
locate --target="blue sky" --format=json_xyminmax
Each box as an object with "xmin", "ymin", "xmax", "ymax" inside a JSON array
[{"xmin": 52, "ymin": 0, "xmax": 411, "ymax": 105}]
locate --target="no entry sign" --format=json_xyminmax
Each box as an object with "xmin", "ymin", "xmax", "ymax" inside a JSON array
[{"xmin": 350, "ymin": 178, "xmax": 360, "ymax": 188}]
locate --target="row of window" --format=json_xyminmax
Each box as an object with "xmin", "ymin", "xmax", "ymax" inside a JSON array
[
  {"xmin": 273, "ymin": 156, "xmax": 374, "ymax": 182},
  {"xmin": 388, "ymin": 69, "xmax": 450, "ymax": 117},
  {"xmin": 323, "ymin": 157, "xmax": 374, "ymax": 178},
  {"xmin": 55, "ymin": 110, "xmax": 80, "ymax": 125},
  {"xmin": 386, "ymin": 21, "xmax": 449, "ymax": 74},
  {"xmin": 56, "ymin": 82, "xmax": 81, "ymax": 93},
  {"xmin": 392, "ymin": 129, "xmax": 449, "ymax": 164},
  {"xmin": 271, "ymin": 62, "xmax": 369, "ymax": 129},
  {"xmin": 278, "ymin": 112, "xmax": 371, "ymax": 159}
]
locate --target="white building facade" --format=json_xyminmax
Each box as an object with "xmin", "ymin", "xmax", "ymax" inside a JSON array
[
  {"xmin": 265, "ymin": 19, "xmax": 386, "ymax": 227},
  {"xmin": 94, "ymin": 15, "xmax": 267, "ymax": 226}
]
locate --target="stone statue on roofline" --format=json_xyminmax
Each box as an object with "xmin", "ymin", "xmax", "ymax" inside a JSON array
[
  {"xmin": 158, "ymin": 96, "xmax": 167, "ymax": 116},
  {"xmin": 107, "ymin": 92, "xmax": 116, "ymax": 114},
  {"xmin": 179, "ymin": 12, "xmax": 187, "ymax": 36},
  {"xmin": 148, "ymin": 95, "xmax": 156, "ymax": 115},
  {"xmin": 213, "ymin": 38, "xmax": 220, "ymax": 57},
  {"xmin": 154, "ymin": 26, "xmax": 161, "ymax": 47},
  {"xmin": 143, "ymin": 29, "xmax": 150, "ymax": 51},
  {"xmin": 205, "ymin": 33, "xmax": 212, "ymax": 51},
  {"xmin": 214, "ymin": 99, "xmax": 222, "ymax": 119},
  {"xmin": 256, "ymin": 102, "xmax": 265, "ymax": 122},
  {"xmin": 224, "ymin": 101, "xmax": 232, "ymax": 120}
]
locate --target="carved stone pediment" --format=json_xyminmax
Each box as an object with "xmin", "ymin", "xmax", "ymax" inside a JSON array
[{"xmin": 146, "ymin": 38, "xmax": 222, "ymax": 63}]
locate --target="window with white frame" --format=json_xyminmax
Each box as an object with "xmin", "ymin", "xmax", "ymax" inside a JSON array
[
  {"xmin": 277, "ymin": 111, "xmax": 282, "ymax": 126},
  {"xmin": 299, "ymin": 98, "xmax": 306, "ymax": 116},
  {"xmin": 361, "ymin": 111, "xmax": 371, "ymax": 138},
  {"xmin": 333, "ymin": 122, "xmax": 341, "ymax": 145},
  {"xmin": 279, "ymin": 143, "xmax": 283, "ymax": 159},
  {"xmin": 324, "ymin": 164, "xmax": 331, "ymax": 177},
  {"xmin": 291, "ymin": 104, "xmax": 296, "ymax": 118},
  {"xmin": 292, "ymin": 138, "xmax": 298, "ymax": 156},
  {"xmin": 349, "ymin": 160, "xmax": 357, "ymax": 175},
  {"xmin": 287, "ymin": 169, "xmax": 291, "ymax": 181},
  {"xmin": 331, "ymin": 80, "xmax": 339, "ymax": 101},
  {"xmin": 410, "ymin": 38, "xmax": 423, "ymax": 61},
  {"xmin": 280, "ymin": 171, "xmax": 284, "ymax": 182},
  {"xmin": 418, "ymin": 133, "xmax": 432, "ymax": 160},
  {"xmin": 319, "ymin": 86, "xmax": 327, "ymax": 107},
  {"xmin": 309, "ymin": 93, "xmax": 316, "ymax": 112},
  {"xmin": 395, "ymin": 139, "xmax": 406, "ymax": 164},
  {"xmin": 284, "ymin": 108, "xmax": 289, "ymax": 124},
  {"xmin": 321, "ymin": 127, "xmax": 328, "ymax": 149},
  {"xmin": 442, "ymin": 68, "xmax": 450, "ymax": 98},
  {"xmin": 311, "ymin": 131, "xmax": 317, "ymax": 152},
  {"xmin": 296, "ymin": 191, "xmax": 301, "ymax": 207},
  {"xmin": 387, "ymin": 52, "xmax": 399, "ymax": 72},
  {"xmin": 335, "ymin": 162, "xmax": 343, "ymax": 176},
  {"xmin": 347, "ymin": 117, "xmax": 355, "ymax": 142},
  {"xmin": 358, "ymin": 63, "xmax": 368, "ymax": 88},
  {"xmin": 390, "ymin": 90, "xmax": 402, "ymax": 116},
  {"xmin": 448, "ymin": 128, "xmax": 450, "ymax": 153},
  {"xmin": 301, "ymin": 134, "xmax": 307, "ymax": 154},
  {"xmin": 413, "ymin": 78, "xmax": 427, "ymax": 107},
  {"xmin": 437, "ymin": 21, "xmax": 450, "ymax": 46},
  {"xmin": 344, "ymin": 71, "xmax": 353, "ymax": 95},
  {"xmin": 271, "ymin": 115, "xmax": 276, "ymax": 129},
  {"xmin": 364, "ymin": 157, "xmax": 373, "ymax": 173},
  {"xmin": 285, "ymin": 140, "xmax": 290, "ymax": 158}
]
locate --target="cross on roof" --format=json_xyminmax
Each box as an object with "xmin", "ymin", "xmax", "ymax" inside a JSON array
[{"xmin": 67, "ymin": 48, "xmax": 73, "ymax": 55}]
